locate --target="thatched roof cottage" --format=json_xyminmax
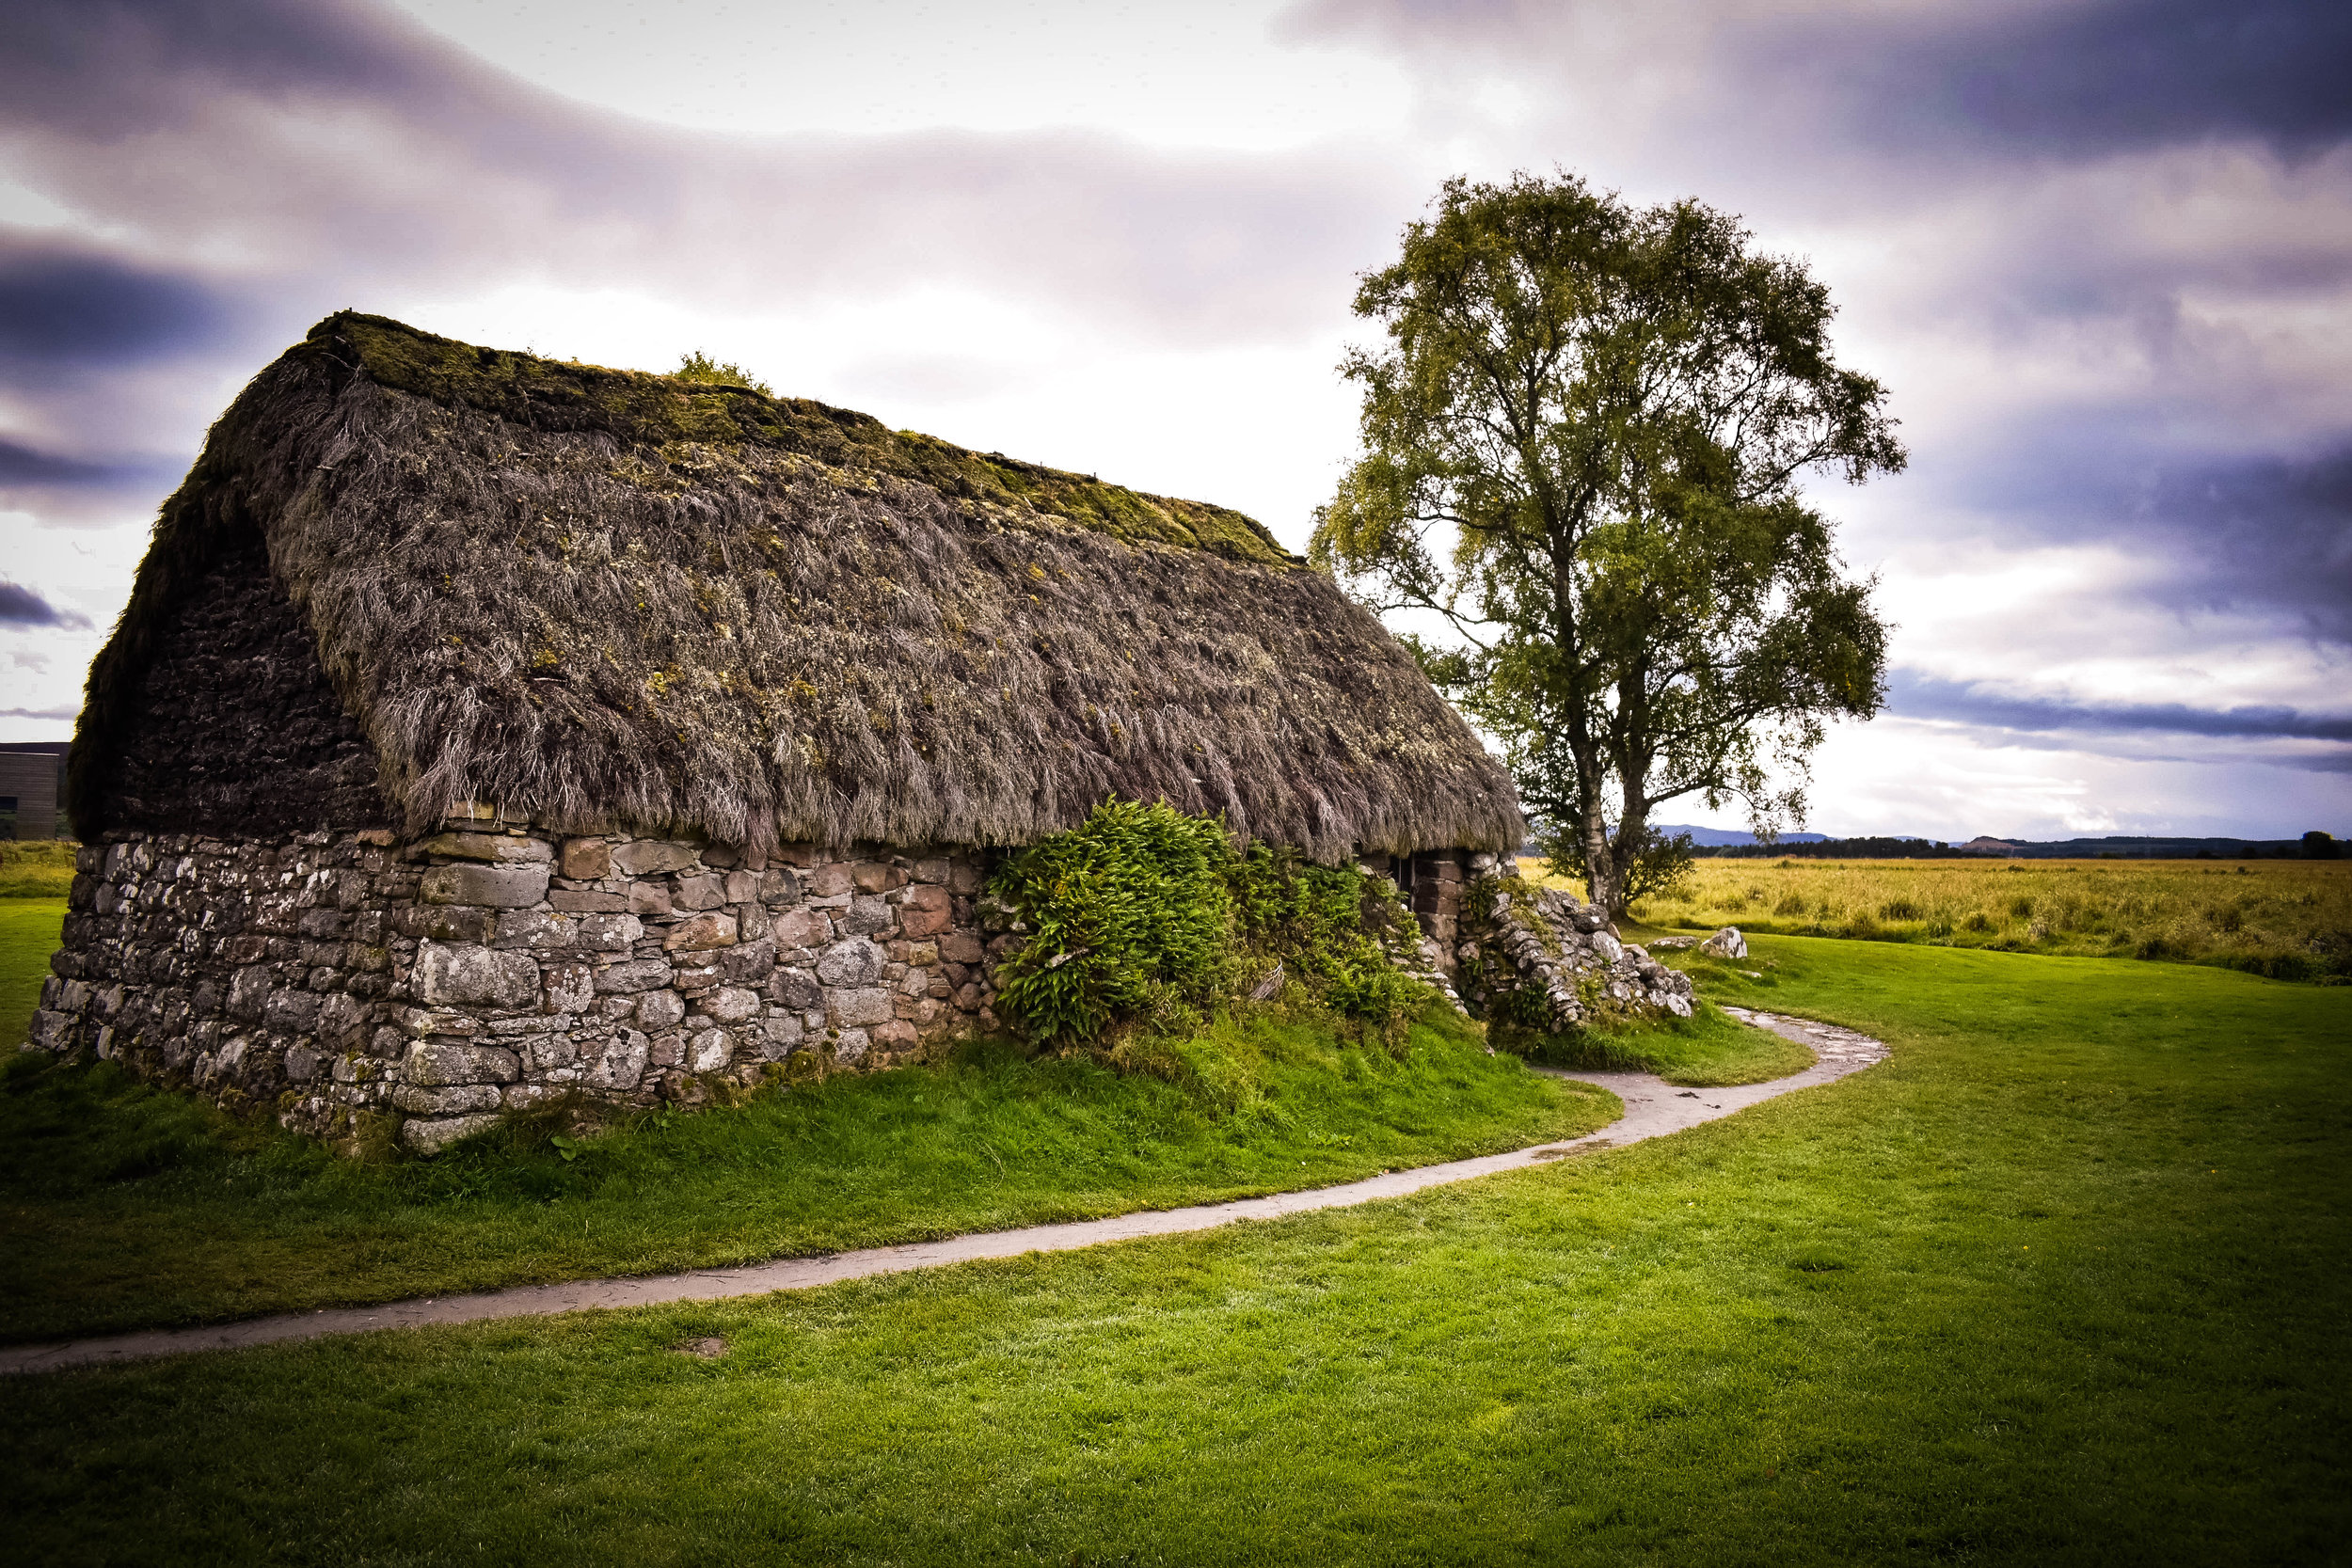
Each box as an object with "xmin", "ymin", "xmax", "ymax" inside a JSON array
[{"xmin": 31, "ymin": 313, "xmax": 1521, "ymax": 1148}]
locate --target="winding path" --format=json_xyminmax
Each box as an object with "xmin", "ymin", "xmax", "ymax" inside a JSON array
[{"xmin": 0, "ymin": 1010, "xmax": 1885, "ymax": 1375}]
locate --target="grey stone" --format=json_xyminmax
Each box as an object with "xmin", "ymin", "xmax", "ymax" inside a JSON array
[
  {"xmin": 228, "ymin": 964, "xmax": 274, "ymax": 1022},
  {"xmin": 544, "ymin": 961, "xmax": 596, "ymax": 1014},
  {"xmin": 595, "ymin": 958, "xmax": 675, "ymax": 993},
  {"xmin": 838, "ymin": 895, "xmax": 893, "ymax": 936},
  {"xmin": 663, "ymin": 911, "xmax": 738, "ymax": 951},
  {"xmin": 817, "ymin": 936, "xmax": 884, "ymax": 987},
  {"xmin": 826, "ymin": 987, "xmax": 894, "ymax": 1027},
  {"xmin": 420, "ymin": 863, "xmax": 550, "ymax": 909},
  {"xmin": 587, "ymin": 1030, "xmax": 650, "ymax": 1090},
  {"xmin": 674, "ymin": 873, "xmax": 727, "ymax": 911},
  {"xmin": 417, "ymin": 832, "xmax": 552, "ymax": 863},
  {"xmin": 401, "ymin": 1112, "xmax": 503, "ymax": 1154},
  {"xmin": 612, "ymin": 840, "xmax": 700, "ymax": 877},
  {"xmin": 832, "ymin": 1028, "xmax": 870, "ymax": 1065},
  {"xmin": 574, "ymin": 913, "xmax": 643, "ymax": 951},
  {"xmin": 414, "ymin": 941, "xmax": 542, "ymax": 1010},
  {"xmin": 635, "ymin": 989, "xmax": 688, "ymax": 1030},
  {"xmin": 402, "ymin": 1039, "xmax": 521, "ymax": 1086},
  {"xmin": 759, "ymin": 867, "xmax": 802, "ymax": 906},
  {"xmin": 768, "ymin": 968, "xmax": 821, "ymax": 1010},
  {"xmin": 697, "ymin": 986, "xmax": 761, "ymax": 1024},
  {"xmin": 548, "ymin": 889, "xmax": 630, "ymax": 913},
  {"xmin": 494, "ymin": 909, "xmax": 579, "ymax": 949},
  {"xmin": 688, "ymin": 1028, "xmax": 733, "ymax": 1072},
  {"xmin": 1700, "ymin": 927, "xmax": 1748, "ymax": 959},
  {"xmin": 391, "ymin": 1082, "xmax": 503, "ymax": 1115},
  {"xmin": 262, "ymin": 988, "xmax": 322, "ymax": 1034},
  {"xmin": 760, "ymin": 1012, "xmax": 803, "ymax": 1058}
]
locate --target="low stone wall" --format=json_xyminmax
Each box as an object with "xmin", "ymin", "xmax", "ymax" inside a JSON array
[
  {"xmin": 1454, "ymin": 878, "xmax": 1696, "ymax": 1029},
  {"xmin": 26, "ymin": 814, "xmax": 1002, "ymax": 1150}
]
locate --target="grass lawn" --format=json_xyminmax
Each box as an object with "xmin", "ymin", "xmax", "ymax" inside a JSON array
[
  {"xmin": 0, "ymin": 990, "xmax": 1637, "ymax": 1341},
  {"xmin": 0, "ymin": 897, "xmax": 64, "ymax": 1053},
  {"xmin": 4, "ymin": 937, "xmax": 2344, "ymax": 1563},
  {"xmin": 1501, "ymin": 997, "xmax": 1815, "ymax": 1085}
]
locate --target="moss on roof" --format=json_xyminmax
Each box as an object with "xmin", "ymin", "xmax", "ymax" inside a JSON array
[{"xmin": 316, "ymin": 312, "xmax": 1293, "ymax": 566}]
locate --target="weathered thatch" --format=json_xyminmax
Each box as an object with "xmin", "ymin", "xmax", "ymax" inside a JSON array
[{"xmin": 73, "ymin": 313, "xmax": 1523, "ymax": 860}]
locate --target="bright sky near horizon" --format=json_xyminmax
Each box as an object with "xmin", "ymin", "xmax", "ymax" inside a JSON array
[{"xmin": 1, "ymin": 0, "xmax": 2345, "ymax": 841}]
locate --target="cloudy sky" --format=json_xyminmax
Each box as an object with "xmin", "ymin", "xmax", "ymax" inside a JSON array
[{"xmin": 2, "ymin": 0, "xmax": 2346, "ymax": 840}]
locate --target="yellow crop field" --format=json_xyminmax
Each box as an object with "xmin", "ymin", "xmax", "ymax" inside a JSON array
[{"xmin": 1522, "ymin": 855, "xmax": 2352, "ymax": 982}]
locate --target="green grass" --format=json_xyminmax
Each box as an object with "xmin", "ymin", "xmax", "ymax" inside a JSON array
[
  {"xmin": 0, "ymin": 999, "xmax": 1621, "ymax": 1342},
  {"xmin": 5, "ymin": 936, "xmax": 2343, "ymax": 1564},
  {"xmin": 0, "ymin": 841, "xmax": 77, "ymax": 898},
  {"xmin": 1500, "ymin": 998, "xmax": 1817, "ymax": 1085},
  {"xmin": 0, "ymin": 897, "xmax": 64, "ymax": 1050}
]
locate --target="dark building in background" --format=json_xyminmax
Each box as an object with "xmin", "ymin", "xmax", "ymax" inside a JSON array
[{"xmin": 0, "ymin": 742, "xmax": 72, "ymax": 840}]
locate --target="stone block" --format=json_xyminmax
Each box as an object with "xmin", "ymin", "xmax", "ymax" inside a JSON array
[
  {"xmin": 767, "ymin": 968, "xmax": 820, "ymax": 1010},
  {"xmin": 832, "ymin": 1028, "xmax": 870, "ymax": 1065},
  {"xmin": 391, "ymin": 1083, "xmax": 503, "ymax": 1115},
  {"xmin": 898, "ymin": 906, "xmax": 951, "ymax": 940},
  {"xmin": 723, "ymin": 870, "xmax": 761, "ymax": 904},
  {"xmin": 544, "ymin": 961, "xmax": 596, "ymax": 1014},
  {"xmin": 817, "ymin": 936, "xmax": 884, "ymax": 987},
  {"xmin": 394, "ymin": 905, "xmax": 499, "ymax": 943},
  {"xmin": 663, "ymin": 911, "xmax": 738, "ymax": 951},
  {"xmin": 548, "ymin": 889, "xmax": 629, "ymax": 913},
  {"xmin": 317, "ymin": 991, "xmax": 369, "ymax": 1039},
  {"xmin": 587, "ymin": 1030, "xmax": 650, "ymax": 1090},
  {"xmin": 574, "ymin": 913, "xmax": 643, "ymax": 951},
  {"xmin": 628, "ymin": 881, "xmax": 674, "ymax": 916},
  {"xmin": 771, "ymin": 908, "xmax": 829, "ymax": 949},
  {"xmin": 635, "ymin": 989, "xmax": 687, "ymax": 1030},
  {"xmin": 560, "ymin": 838, "xmax": 612, "ymax": 879},
  {"xmin": 689, "ymin": 1028, "xmax": 733, "ymax": 1073},
  {"xmin": 674, "ymin": 873, "xmax": 727, "ymax": 911},
  {"xmin": 839, "ymin": 895, "xmax": 893, "ymax": 936},
  {"xmin": 760, "ymin": 1012, "xmax": 803, "ymax": 1058},
  {"xmin": 902, "ymin": 884, "xmax": 951, "ymax": 915},
  {"xmin": 826, "ymin": 987, "xmax": 894, "ymax": 1028},
  {"xmin": 420, "ymin": 863, "xmax": 550, "ymax": 910},
  {"xmin": 401, "ymin": 1112, "xmax": 503, "ymax": 1154},
  {"xmin": 759, "ymin": 868, "xmax": 802, "ymax": 906},
  {"xmin": 596, "ymin": 958, "xmax": 675, "ymax": 993},
  {"xmin": 415, "ymin": 941, "xmax": 542, "ymax": 1010},
  {"xmin": 938, "ymin": 931, "xmax": 984, "ymax": 965},
  {"xmin": 297, "ymin": 907, "xmax": 347, "ymax": 940},
  {"xmin": 875, "ymin": 1019, "xmax": 919, "ymax": 1050},
  {"xmin": 402, "ymin": 1039, "xmax": 521, "ymax": 1086},
  {"xmin": 804, "ymin": 863, "xmax": 853, "ymax": 897},
  {"xmin": 697, "ymin": 986, "xmax": 761, "ymax": 1024},
  {"xmin": 612, "ymin": 840, "xmax": 700, "ymax": 877},
  {"xmin": 228, "ymin": 964, "xmax": 274, "ymax": 1022},
  {"xmin": 494, "ymin": 909, "xmax": 580, "ymax": 950},
  {"xmin": 418, "ymin": 832, "xmax": 551, "ymax": 864},
  {"xmin": 851, "ymin": 861, "xmax": 905, "ymax": 893}
]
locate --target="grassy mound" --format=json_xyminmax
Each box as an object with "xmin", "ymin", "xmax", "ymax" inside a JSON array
[{"xmin": 0, "ymin": 998, "xmax": 1615, "ymax": 1341}]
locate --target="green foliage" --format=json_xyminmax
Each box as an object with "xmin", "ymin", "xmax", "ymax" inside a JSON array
[
  {"xmin": 988, "ymin": 800, "xmax": 1238, "ymax": 1046},
  {"xmin": 989, "ymin": 800, "xmax": 1436, "ymax": 1048},
  {"xmin": 1543, "ymin": 822, "xmax": 1695, "ymax": 906},
  {"xmin": 673, "ymin": 349, "xmax": 775, "ymax": 396},
  {"xmin": 1312, "ymin": 172, "xmax": 1902, "ymax": 915}
]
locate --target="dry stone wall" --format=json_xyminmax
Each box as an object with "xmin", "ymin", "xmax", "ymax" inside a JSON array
[
  {"xmin": 1454, "ymin": 877, "xmax": 1696, "ymax": 1029},
  {"xmin": 26, "ymin": 812, "xmax": 1002, "ymax": 1151}
]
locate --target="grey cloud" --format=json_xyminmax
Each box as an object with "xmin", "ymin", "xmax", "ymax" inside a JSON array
[
  {"xmin": 0, "ymin": 436, "xmax": 179, "ymax": 494},
  {"xmin": 1919, "ymin": 433, "xmax": 2352, "ymax": 642},
  {"xmin": 0, "ymin": 582, "xmax": 90, "ymax": 628},
  {"xmin": 1740, "ymin": 0, "xmax": 2352, "ymax": 162},
  {"xmin": 1891, "ymin": 670, "xmax": 2352, "ymax": 744},
  {"xmin": 0, "ymin": 0, "xmax": 1406, "ymax": 348},
  {"xmin": 0, "ymin": 706, "xmax": 80, "ymax": 720},
  {"xmin": 0, "ymin": 234, "xmax": 238, "ymax": 366}
]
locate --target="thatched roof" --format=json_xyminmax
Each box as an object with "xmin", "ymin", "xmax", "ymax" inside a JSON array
[{"xmin": 73, "ymin": 312, "xmax": 1522, "ymax": 859}]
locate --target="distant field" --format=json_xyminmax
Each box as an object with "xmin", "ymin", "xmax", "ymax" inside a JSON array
[
  {"xmin": 0, "ymin": 840, "xmax": 76, "ymax": 899},
  {"xmin": 1526, "ymin": 855, "xmax": 2352, "ymax": 981}
]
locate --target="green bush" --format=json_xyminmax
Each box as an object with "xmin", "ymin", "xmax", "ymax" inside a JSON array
[
  {"xmin": 989, "ymin": 800, "xmax": 1432, "ymax": 1048},
  {"xmin": 989, "ymin": 800, "xmax": 1236, "ymax": 1046}
]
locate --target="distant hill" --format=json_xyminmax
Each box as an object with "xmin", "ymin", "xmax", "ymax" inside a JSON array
[
  {"xmin": 1651, "ymin": 823, "xmax": 1832, "ymax": 847},
  {"xmin": 1694, "ymin": 832, "xmax": 2337, "ymax": 861}
]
